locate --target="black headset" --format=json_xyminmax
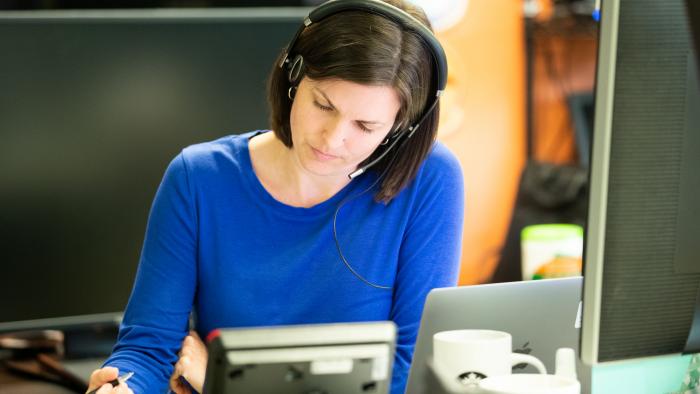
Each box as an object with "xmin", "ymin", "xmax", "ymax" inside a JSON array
[{"xmin": 280, "ymin": 0, "xmax": 448, "ymax": 179}]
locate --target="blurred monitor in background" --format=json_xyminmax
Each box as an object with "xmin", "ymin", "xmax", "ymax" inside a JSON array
[
  {"xmin": 0, "ymin": 8, "xmax": 305, "ymax": 333},
  {"xmin": 0, "ymin": 1, "xmax": 307, "ymax": 10}
]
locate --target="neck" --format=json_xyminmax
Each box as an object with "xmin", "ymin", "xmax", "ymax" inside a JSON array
[{"xmin": 250, "ymin": 132, "xmax": 352, "ymax": 208}]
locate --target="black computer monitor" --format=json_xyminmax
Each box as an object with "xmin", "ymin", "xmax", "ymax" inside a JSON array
[
  {"xmin": 0, "ymin": 8, "xmax": 305, "ymax": 333},
  {"xmin": 580, "ymin": 0, "xmax": 700, "ymax": 365}
]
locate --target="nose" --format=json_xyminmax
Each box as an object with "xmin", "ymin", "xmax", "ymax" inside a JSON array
[{"xmin": 321, "ymin": 117, "xmax": 350, "ymax": 149}]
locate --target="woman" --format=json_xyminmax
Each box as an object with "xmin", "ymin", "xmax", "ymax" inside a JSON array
[{"xmin": 87, "ymin": 0, "xmax": 464, "ymax": 393}]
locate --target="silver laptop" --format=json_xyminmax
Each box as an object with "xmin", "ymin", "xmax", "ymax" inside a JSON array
[{"xmin": 405, "ymin": 277, "xmax": 590, "ymax": 394}]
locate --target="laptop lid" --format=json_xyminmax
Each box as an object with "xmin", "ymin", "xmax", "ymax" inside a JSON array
[{"xmin": 406, "ymin": 277, "xmax": 586, "ymax": 394}]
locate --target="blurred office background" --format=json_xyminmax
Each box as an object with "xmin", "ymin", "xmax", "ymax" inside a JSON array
[{"xmin": 0, "ymin": 0, "xmax": 597, "ymax": 326}]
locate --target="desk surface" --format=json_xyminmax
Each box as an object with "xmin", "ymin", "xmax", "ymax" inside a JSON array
[
  {"xmin": 0, "ymin": 364, "xmax": 76, "ymax": 394},
  {"xmin": 0, "ymin": 356, "xmax": 103, "ymax": 394}
]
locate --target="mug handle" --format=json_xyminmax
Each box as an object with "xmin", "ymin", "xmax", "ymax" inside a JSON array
[{"xmin": 509, "ymin": 353, "xmax": 547, "ymax": 374}]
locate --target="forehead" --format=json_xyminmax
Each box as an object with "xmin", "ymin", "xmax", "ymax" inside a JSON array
[{"xmin": 309, "ymin": 78, "xmax": 401, "ymax": 121}]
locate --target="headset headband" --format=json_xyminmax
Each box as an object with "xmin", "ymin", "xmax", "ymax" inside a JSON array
[{"xmin": 280, "ymin": 0, "xmax": 447, "ymax": 95}]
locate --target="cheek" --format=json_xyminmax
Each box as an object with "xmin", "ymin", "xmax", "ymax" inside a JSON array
[
  {"xmin": 289, "ymin": 102, "xmax": 300, "ymax": 129},
  {"xmin": 288, "ymin": 105, "xmax": 308, "ymax": 145},
  {"xmin": 290, "ymin": 103, "xmax": 319, "ymax": 134},
  {"xmin": 347, "ymin": 137, "xmax": 384, "ymax": 159}
]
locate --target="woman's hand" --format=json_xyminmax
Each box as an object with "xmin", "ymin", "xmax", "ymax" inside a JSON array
[
  {"xmin": 86, "ymin": 367, "xmax": 133, "ymax": 394},
  {"xmin": 169, "ymin": 330, "xmax": 209, "ymax": 394}
]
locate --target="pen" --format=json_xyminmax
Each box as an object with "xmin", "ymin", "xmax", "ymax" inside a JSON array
[{"xmin": 87, "ymin": 371, "xmax": 134, "ymax": 394}]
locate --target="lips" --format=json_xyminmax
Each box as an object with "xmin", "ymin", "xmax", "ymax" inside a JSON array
[{"xmin": 310, "ymin": 146, "xmax": 338, "ymax": 161}]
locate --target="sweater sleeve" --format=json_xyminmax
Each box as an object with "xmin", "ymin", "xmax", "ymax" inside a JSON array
[
  {"xmin": 389, "ymin": 145, "xmax": 465, "ymax": 394},
  {"xmin": 102, "ymin": 152, "xmax": 198, "ymax": 393}
]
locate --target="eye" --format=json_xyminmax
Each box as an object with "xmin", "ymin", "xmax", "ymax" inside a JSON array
[
  {"xmin": 313, "ymin": 101, "xmax": 333, "ymax": 112},
  {"xmin": 357, "ymin": 123, "xmax": 374, "ymax": 133}
]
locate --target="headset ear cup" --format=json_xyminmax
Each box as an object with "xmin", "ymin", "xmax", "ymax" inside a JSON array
[{"xmin": 287, "ymin": 54, "xmax": 305, "ymax": 85}]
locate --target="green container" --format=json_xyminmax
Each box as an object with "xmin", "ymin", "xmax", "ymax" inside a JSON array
[{"xmin": 520, "ymin": 224, "xmax": 584, "ymax": 280}]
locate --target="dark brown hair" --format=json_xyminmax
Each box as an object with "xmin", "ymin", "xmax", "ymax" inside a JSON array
[{"xmin": 267, "ymin": 0, "xmax": 440, "ymax": 203}]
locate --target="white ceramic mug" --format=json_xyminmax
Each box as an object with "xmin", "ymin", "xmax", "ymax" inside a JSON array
[
  {"xmin": 433, "ymin": 330, "xmax": 547, "ymax": 386},
  {"xmin": 478, "ymin": 374, "xmax": 581, "ymax": 394}
]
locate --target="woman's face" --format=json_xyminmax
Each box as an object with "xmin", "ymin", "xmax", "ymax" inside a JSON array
[{"xmin": 288, "ymin": 77, "xmax": 401, "ymax": 179}]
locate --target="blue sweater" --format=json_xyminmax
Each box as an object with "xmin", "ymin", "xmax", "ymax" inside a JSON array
[{"xmin": 103, "ymin": 131, "xmax": 464, "ymax": 394}]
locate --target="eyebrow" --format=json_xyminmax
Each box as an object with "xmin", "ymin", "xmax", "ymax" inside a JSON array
[{"xmin": 313, "ymin": 88, "xmax": 385, "ymax": 126}]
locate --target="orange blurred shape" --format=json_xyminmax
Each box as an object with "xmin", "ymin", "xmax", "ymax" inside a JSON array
[{"xmin": 532, "ymin": 256, "xmax": 582, "ymax": 280}]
